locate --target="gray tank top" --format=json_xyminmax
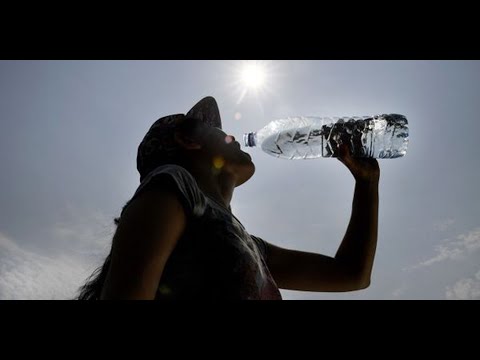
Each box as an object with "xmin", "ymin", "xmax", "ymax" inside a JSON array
[{"xmin": 122, "ymin": 165, "xmax": 282, "ymax": 300}]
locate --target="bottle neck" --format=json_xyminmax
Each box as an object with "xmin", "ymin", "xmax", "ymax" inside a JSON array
[{"xmin": 243, "ymin": 132, "xmax": 257, "ymax": 147}]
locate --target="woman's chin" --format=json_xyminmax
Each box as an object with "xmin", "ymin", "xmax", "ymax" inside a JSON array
[{"xmin": 235, "ymin": 160, "xmax": 255, "ymax": 187}]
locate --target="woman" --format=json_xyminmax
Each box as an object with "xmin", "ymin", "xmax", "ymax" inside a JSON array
[{"xmin": 78, "ymin": 97, "xmax": 380, "ymax": 300}]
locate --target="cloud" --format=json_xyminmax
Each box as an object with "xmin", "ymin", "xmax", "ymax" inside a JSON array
[
  {"xmin": 49, "ymin": 205, "xmax": 114, "ymax": 260},
  {"xmin": 406, "ymin": 227, "xmax": 480, "ymax": 270},
  {"xmin": 455, "ymin": 229, "xmax": 480, "ymax": 252},
  {"xmin": 0, "ymin": 233, "xmax": 88, "ymax": 299},
  {"xmin": 392, "ymin": 284, "xmax": 408, "ymax": 298},
  {"xmin": 446, "ymin": 270, "xmax": 480, "ymax": 300},
  {"xmin": 0, "ymin": 207, "xmax": 115, "ymax": 300},
  {"xmin": 433, "ymin": 218, "xmax": 455, "ymax": 232}
]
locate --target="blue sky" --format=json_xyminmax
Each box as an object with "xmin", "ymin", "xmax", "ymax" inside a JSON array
[{"xmin": 1, "ymin": 60, "xmax": 479, "ymax": 299}]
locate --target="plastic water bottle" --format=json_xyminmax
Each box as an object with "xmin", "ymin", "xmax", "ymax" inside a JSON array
[{"xmin": 243, "ymin": 114, "xmax": 409, "ymax": 159}]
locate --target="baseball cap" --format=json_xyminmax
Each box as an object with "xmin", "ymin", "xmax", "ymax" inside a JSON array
[{"xmin": 136, "ymin": 96, "xmax": 222, "ymax": 182}]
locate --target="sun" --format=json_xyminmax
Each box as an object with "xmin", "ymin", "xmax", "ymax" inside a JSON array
[
  {"xmin": 230, "ymin": 60, "xmax": 276, "ymax": 104},
  {"xmin": 241, "ymin": 62, "xmax": 267, "ymax": 90}
]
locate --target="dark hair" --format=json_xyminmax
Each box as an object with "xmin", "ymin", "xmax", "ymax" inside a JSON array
[
  {"xmin": 76, "ymin": 254, "xmax": 112, "ymax": 300},
  {"xmin": 76, "ymin": 212, "xmax": 123, "ymax": 300}
]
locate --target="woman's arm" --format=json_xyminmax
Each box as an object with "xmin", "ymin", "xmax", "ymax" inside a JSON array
[
  {"xmin": 265, "ymin": 144, "xmax": 380, "ymax": 292},
  {"xmin": 100, "ymin": 188, "xmax": 186, "ymax": 299}
]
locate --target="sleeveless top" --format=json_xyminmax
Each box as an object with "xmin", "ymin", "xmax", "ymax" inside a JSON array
[{"xmin": 121, "ymin": 165, "xmax": 282, "ymax": 300}]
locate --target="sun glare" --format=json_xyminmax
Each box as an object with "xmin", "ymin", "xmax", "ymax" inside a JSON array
[
  {"xmin": 241, "ymin": 62, "xmax": 266, "ymax": 89},
  {"xmin": 231, "ymin": 60, "xmax": 276, "ymax": 104}
]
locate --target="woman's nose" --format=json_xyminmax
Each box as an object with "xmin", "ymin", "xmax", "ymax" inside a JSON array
[{"xmin": 225, "ymin": 135, "xmax": 236, "ymax": 144}]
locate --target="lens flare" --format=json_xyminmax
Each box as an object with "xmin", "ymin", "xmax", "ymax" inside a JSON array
[{"xmin": 213, "ymin": 156, "xmax": 225, "ymax": 170}]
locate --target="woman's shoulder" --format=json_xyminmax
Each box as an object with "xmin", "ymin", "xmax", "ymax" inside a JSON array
[
  {"xmin": 142, "ymin": 164, "xmax": 196, "ymax": 184},
  {"xmin": 125, "ymin": 164, "xmax": 207, "ymax": 218}
]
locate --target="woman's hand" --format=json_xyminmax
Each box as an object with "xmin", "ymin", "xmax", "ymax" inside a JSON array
[{"xmin": 337, "ymin": 144, "xmax": 380, "ymax": 183}]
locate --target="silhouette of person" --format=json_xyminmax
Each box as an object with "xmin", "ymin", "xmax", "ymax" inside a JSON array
[{"xmin": 78, "ymin": 97, "xmax": 380, "ymax": 300}]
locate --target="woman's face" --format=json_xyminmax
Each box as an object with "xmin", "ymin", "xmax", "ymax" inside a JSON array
[{"xmin": 197, "ymin": 125, "xmax": 255, "ymax": 186}]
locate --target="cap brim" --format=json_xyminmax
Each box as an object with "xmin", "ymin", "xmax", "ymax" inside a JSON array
[{"xmin": 186, "ymin": 96, "xmax": 222, "ymax": 129}]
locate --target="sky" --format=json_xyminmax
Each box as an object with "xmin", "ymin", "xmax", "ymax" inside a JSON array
[{"xmin": 1, "ymin": 60, "xmax": 479, "ymax": 300}]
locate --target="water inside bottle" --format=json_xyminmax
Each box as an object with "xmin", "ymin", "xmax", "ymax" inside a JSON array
[{"xmin": 260, "ymin": 115, "xmax": 409, "ymax": 159}]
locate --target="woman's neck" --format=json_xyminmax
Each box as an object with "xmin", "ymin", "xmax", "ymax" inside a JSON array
[{"xmin": 185, "ymin": 160, "xmax": 236, "ymax": 210}]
